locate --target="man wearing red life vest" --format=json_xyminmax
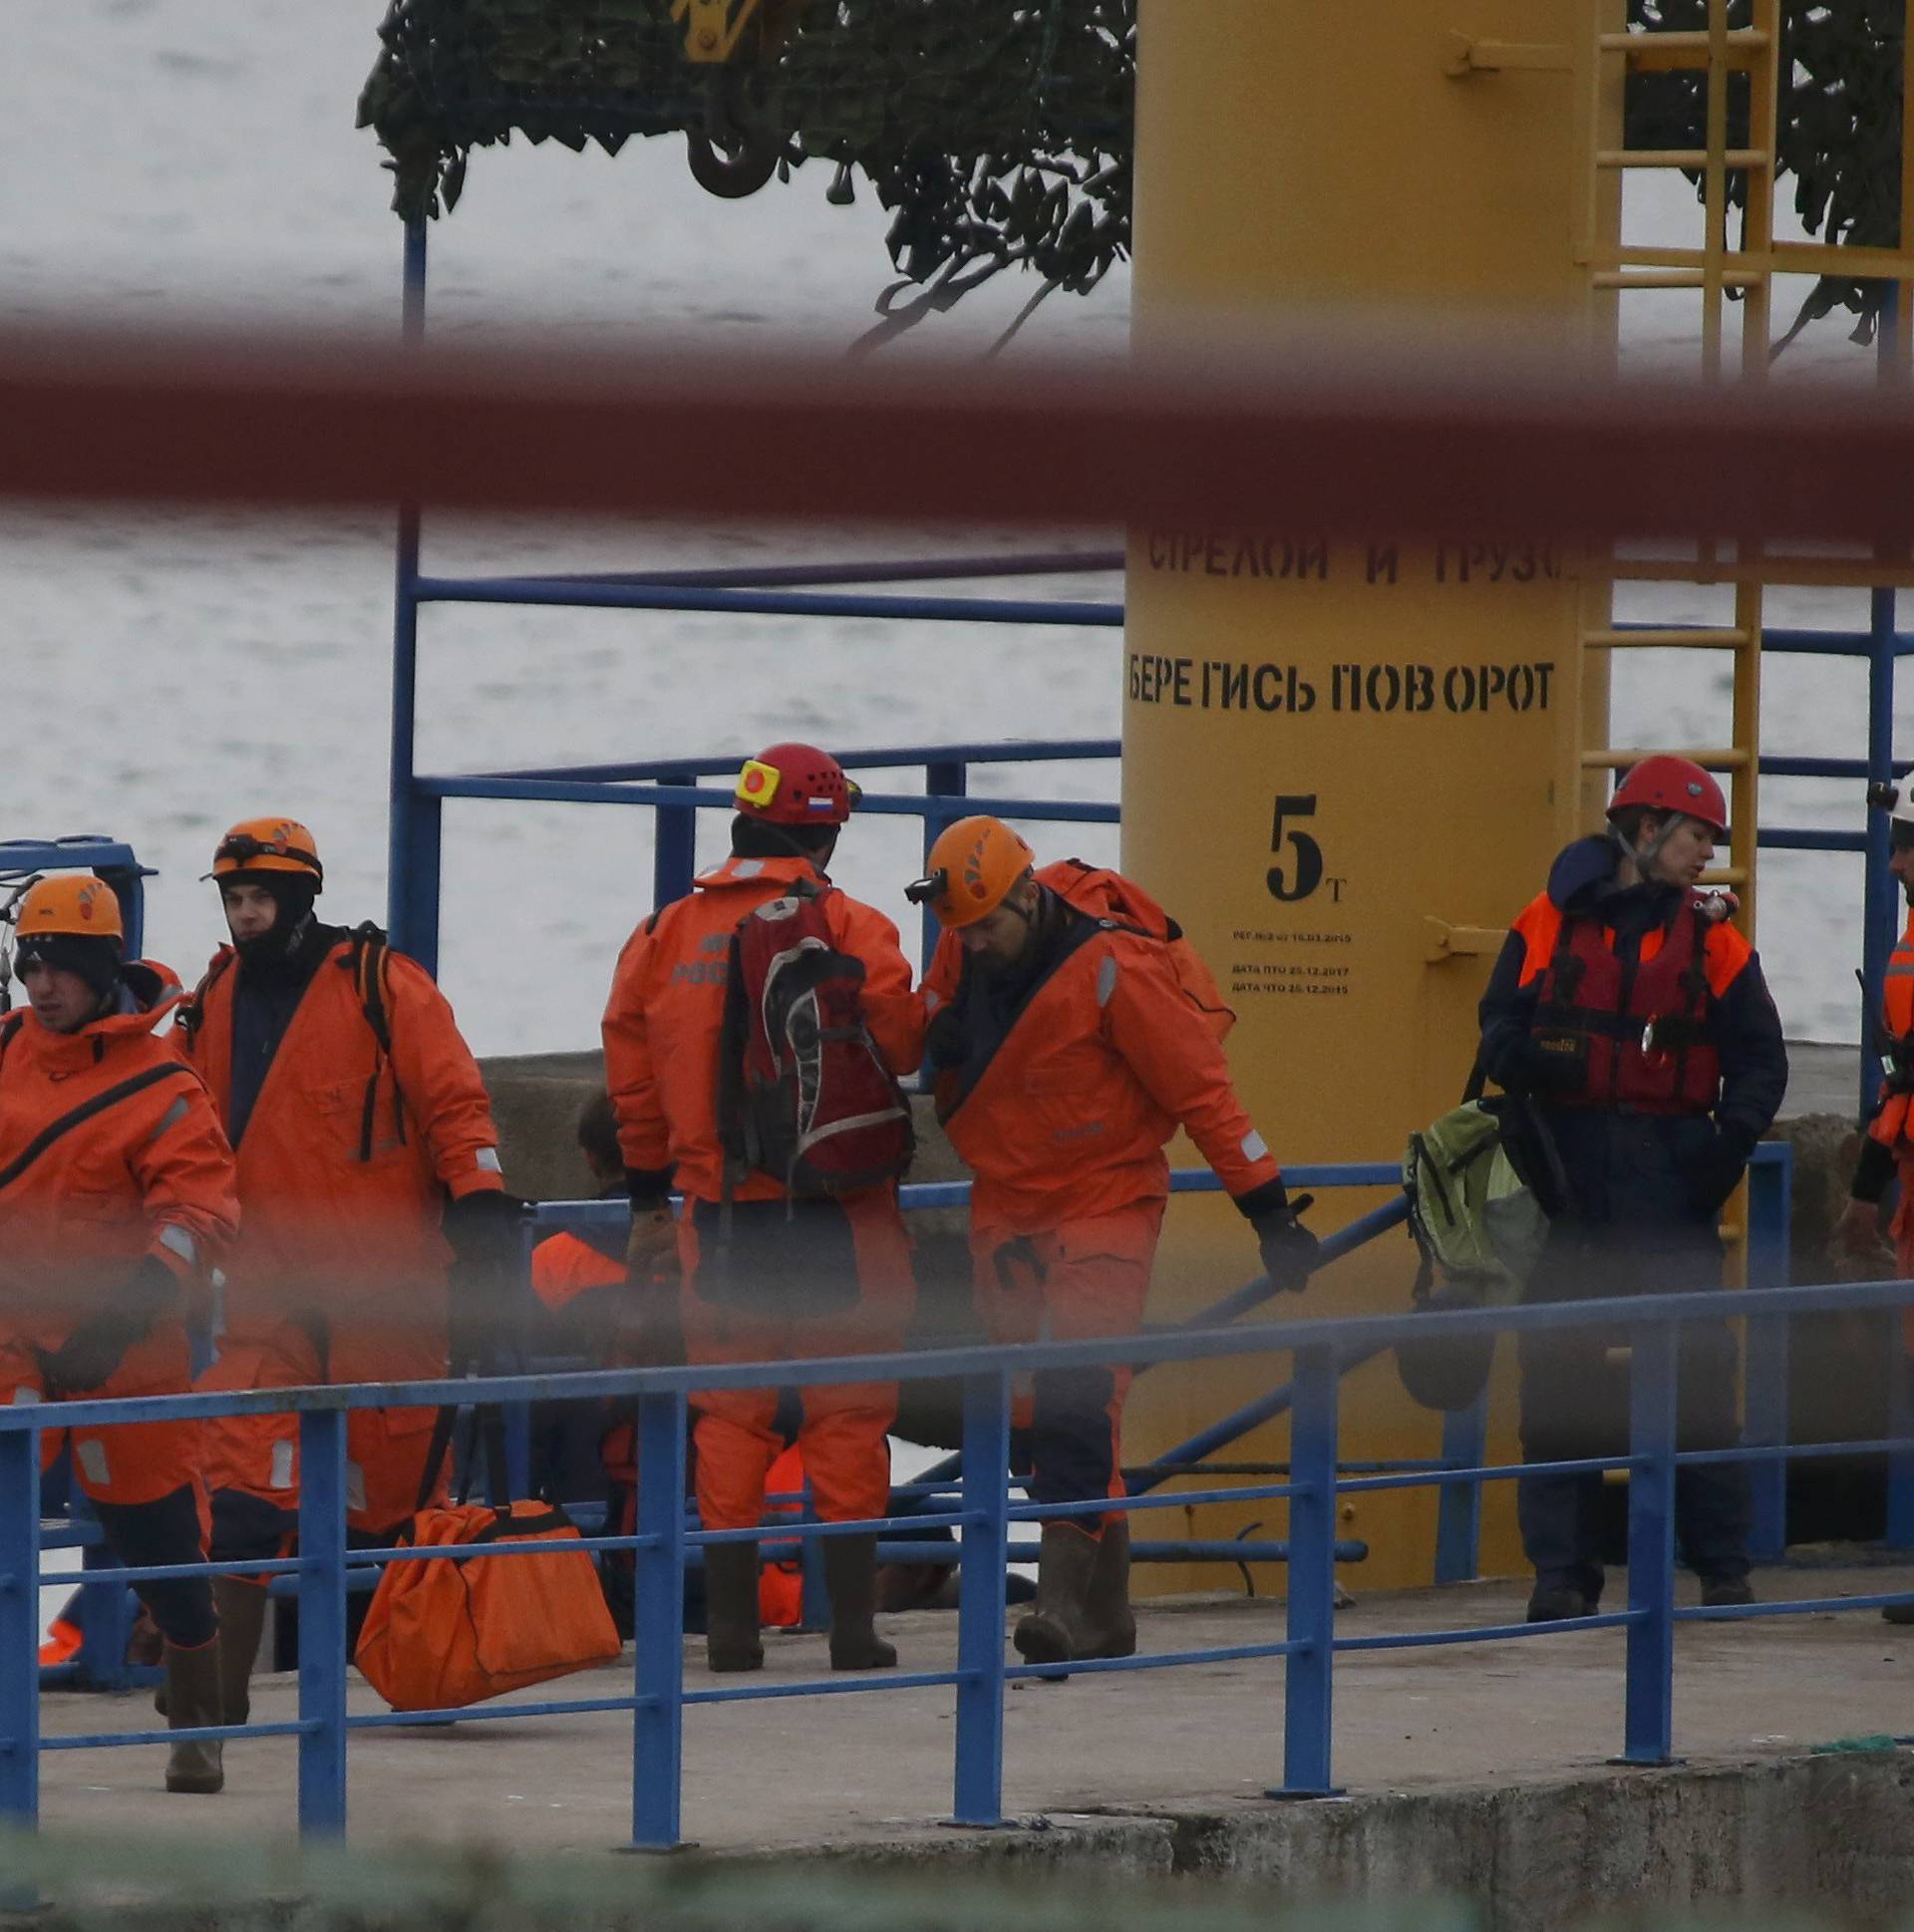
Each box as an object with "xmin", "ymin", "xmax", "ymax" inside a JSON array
[
  {"xmin": 176, "ymin": 818, "xmax": 516, "ymax": 1732},
  {"xmin": 1477, "ymin": 757, "xmax": 1787, "ymax": 1623},
  {"xmin": 0, "ymin": 875, "xmax": 238, "ymax": 1792},
  {"xmin": 909, "ymin": 816, "xmax": 1314, "ymax": 1668},
  {"xmin": 603, "ymin": 744, "xmax": 919, "ymax": 1675}
]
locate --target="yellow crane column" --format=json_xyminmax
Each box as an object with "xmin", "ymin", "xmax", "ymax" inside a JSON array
[{"xmin": 1121, "ymin": 5, "xmax": 1609, "ymax": 1590}]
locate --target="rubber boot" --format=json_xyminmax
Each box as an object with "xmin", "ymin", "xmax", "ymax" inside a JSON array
[
  {"xmin": 162, "ymin": 1641, "xmax": 224, "ymax": 1794},
  {"xmin": 823, "ymin": 1533, "xmax": 897, "ymax": 1671},
  {"xmin": 213, "ymin": 1576, "xmax": 268, "ymax": 1728},
  {"xmin": 703, "ymin": 1540, "xmax": 765, "ymax": 1673},
  {"xmin": 1014, "ymin": 1521, "xmax": 1101, "ymax": 1666},
  {"xmin": 1077, "ymin": 1517, "xmax": 1135, "ymax": 1660}
]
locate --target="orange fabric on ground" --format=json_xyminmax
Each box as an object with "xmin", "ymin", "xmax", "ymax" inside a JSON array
[
  {"xmin": 529, "ymin": 1229, "xmax": 625, "ymax": 1313},
  {"xmin": 603, "ymin": 853, "xmax": 922, "ymax": 1204}
]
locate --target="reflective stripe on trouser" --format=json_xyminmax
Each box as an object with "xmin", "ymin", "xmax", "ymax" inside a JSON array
[
  {"xmin": 969, "ymin": 1200, "xmax": 1163, "ymax": 1535},
  {"xmin": 0, "ymin": 1323, "xmax": 206, "ymax": 1506},
  {"xmin": 678, "ymin": 1190, "xmax": 914, "ymax": 1532},
  {"xmin": 197, "ymin": 1316, "xmax": 446, "ymax": 1541}
]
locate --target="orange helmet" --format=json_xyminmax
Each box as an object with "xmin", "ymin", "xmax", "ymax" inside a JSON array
[
  {"xmin": 907, "ymin": 816, "xmax": 1036, "ymax": 928},
  {"xmin": 734, "ymin": 745, "xmax": 859, "ymax": 825},
  {"xmin": 207, "ymin": 817, "xmax": 324, "ymax": 886},
  {"xmin": 15, "ymin": 874, "xmax": 125, "ymax": 944}
]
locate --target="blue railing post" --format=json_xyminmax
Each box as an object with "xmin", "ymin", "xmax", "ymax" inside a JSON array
[
  {"xmin": 651, "ymin": 776, "xmax": 699, "ymax": 909},
  {"xmin": 1744, "ymin": 1144, "xmax": 1792, "ymax": 1561},
  {"xmin": 0, "ymin": 1420, "xmax": 41, "ymax": 1829},
  {"xmin": 1274, "ymin": 1343, "xmax": 1339, "ymax": 1797},
  {"xmin": 1622, "ymin": 1321, "xmax": 1678, "ymax": 1766},
  {"xmin": 296, "ymin": 1407, "xmax": 349, "ymax": 1836},
  {"xmin": 386, "ymin": 215, "xmax": 432, "ymax": 967},
  {"xmin": 952, "ymin": 1369, "xmax": 1010, "ymax": 1827},
  {"xmin": 631, "ymin": 1386, "xmax": 688, "ymax": 1851},
  {"xmin": 1433, "ymin": 1390, "xmax": 1487, "ymax": 1584}
]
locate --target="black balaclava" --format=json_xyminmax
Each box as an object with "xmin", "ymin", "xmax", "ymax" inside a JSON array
[
  {"xmin": 223, "ymin": 872, "xmax": 321, "ymax": 974},
  {"xmin": 14, "ymin": 932, "xmax": 122, "ymax": 1010}
]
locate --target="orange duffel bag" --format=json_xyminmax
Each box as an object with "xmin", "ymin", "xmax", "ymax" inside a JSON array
[{"xmin": 355, "ymin": 1497, "xmax": 623, "ymax": 1712}]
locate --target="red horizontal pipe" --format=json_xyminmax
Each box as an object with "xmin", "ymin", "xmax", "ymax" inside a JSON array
[{"xmin": 1, "ymin": 320, "xmax": 1911, "ymax": 548}]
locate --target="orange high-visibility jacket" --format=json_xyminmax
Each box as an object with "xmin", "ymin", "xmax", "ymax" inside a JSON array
[
  {"xmin": 603, "ymin": 854, "xmax": 921, "ymax": 1205},
  {"xmin": 922, "ymin": 913, "xmax": 1282, "ymax": 1233},
  {"xmin": 0, "ymin": 965, "xmax": 237, "ymax": 1342},
  {"xmin": 1867, "ymin": 910, "xmax": 1914, "ymax": 1164},
  {"xmin": 175, "ymin": 938, "xmax": 502, "ymax": 1335}
]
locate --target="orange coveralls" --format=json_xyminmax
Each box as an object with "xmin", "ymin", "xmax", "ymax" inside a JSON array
[
  {"xmin": 602, "ymin": 854, "xmax": 920, "ymax": 1533},
  {"xmin": 922, "ymin": 897, "xmax": 1282, "ymax": 1527},
  {"xmin": 0, "ymin": 968, "xmax": 237, "ymax": 1506},
  {"xmin": 0, "ymin": 965, "xmax": 237, "ymax": 1651},
  {"xmin": 1859, "ymin": 910, "xmax": 1914, "ymax": 1342},
  {"xmin": 178, "ymin": 938, "xmax": 503, "ymax": 1541}
]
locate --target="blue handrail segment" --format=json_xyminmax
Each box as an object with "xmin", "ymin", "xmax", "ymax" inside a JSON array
[{"xmin": 8, "ymin": 1261, "xmax": 1914, "ymax": 1846}]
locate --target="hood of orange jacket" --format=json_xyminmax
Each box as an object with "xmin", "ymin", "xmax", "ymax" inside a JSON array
[
  {"xmin": 603, "ymin": 854, "xmax": 921, "ymax": 1206},
  {"xmin": 0, "ymin": 965, "xmax": 237, "ymax": 1340}
]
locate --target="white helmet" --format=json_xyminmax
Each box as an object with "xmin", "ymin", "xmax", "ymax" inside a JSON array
[{"xmin": 1868, "ymin": 781, "xmax": 1914, "ymax": 850}]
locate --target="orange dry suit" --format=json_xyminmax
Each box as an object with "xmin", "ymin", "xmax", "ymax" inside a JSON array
[
  {"xmin": 176, "ymin": 926, "xmax": 504, "ymax": 1548},
  {"xmin": 0, "ymin": 965, "xmax": 238, "ymax": 1645},
  {"xmin": 920, "ymin": 865, "xmax": 1285, "ymax": 1527},
  {"xmin": 602, "ymin": 853, "xmax": 920, "ymax": 1534},
  {"xmin": 1852, "ymin": 908, "xmax": 1914, "ymax": 1343}
]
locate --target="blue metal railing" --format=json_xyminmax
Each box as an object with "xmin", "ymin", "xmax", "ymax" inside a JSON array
[
  {"xmin": 0, "ymin": 840, "xmax": 155, "ymax": 957},
  {"xmin": 5, "ymin": 1255, "xmax": 1909, "ymax": 1846}
]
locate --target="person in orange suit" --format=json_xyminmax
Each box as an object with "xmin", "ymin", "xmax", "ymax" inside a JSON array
[
  {"xmin": 603, "ymin": 744, "xmax": 918, "ymax": 1674},
  {"xmin": 1838, "ymin": 781, "xmax": 1914, "ymax": 1623},
  {"xmin": 175, "ymin": 818, "xmax": 516, "ymax": 1733},
  {"xmin": 907, "ymin": 817, "xmax": 1312, "ymax": 1667},
  {"xmin": 0, "ymin": 874, "xmax": 238, "ymax": 1792}
]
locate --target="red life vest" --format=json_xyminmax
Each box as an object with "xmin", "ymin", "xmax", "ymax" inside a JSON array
[{"xmin": 1529, "ymin": 901, "xmax": 1720, "ymax": 1114}]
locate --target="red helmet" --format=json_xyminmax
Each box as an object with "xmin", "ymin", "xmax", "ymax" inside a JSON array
[
  {"xmin": 733, "ymin": 743, "xmax": 859, "ymax": 825},
  {"xmin": 1608, "ymin": 757, "xmax": 1728, "ymax": 839}
]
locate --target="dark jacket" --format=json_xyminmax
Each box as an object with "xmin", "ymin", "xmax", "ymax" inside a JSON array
[{"xmin": 1477, "ymin": 835, "xmax": 1787, "ymax": 1228}]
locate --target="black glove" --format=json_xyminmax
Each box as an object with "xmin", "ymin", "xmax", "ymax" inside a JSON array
[
  {"xmin": 1250, "ymin": 1192, "xmax": 1319, "ymax": 1293},
  {"xmin": 42, "ymin": 1254, "xmax": 176, "ymax": 1395},
  {"xmin": 443, "ymin": 1189, "xmax": 528, "ymax": 1372},
  {"xmin": 1689, "ymin": 1126, "xmax": 1757, "ymax": 1218},
  {"xmin": 1487, "ymin": 1034, "xmax": 1585, "ymax": 1098}
]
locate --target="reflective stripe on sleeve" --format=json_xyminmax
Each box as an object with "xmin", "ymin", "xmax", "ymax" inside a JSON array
[
  {"xmin": 476, "ymin": 1147, "xmax": 502, "ymax": 1173},
  {"xmin": 1242, "ymin": 1129, "xmax": 1269, "ymax": 1163},
  {"xmin": 158, "ymin": 1224, "xmax": 198, "ymax": 1269}
]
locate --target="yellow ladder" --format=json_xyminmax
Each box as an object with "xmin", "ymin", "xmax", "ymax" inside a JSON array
[{"xmin": 1574, "ymin": 0, "xmax": 1778, "ymax": 938}]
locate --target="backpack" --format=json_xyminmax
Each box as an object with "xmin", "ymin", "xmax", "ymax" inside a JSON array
[
  {"xmin": 716, "ymin": 879, "xmax": 913, "ymax": 1200},
  {"xmin": 1037, "ymin": 859, "xmax": 1234, "ymax": 1042},
  {"xmin": 1396, "ymin": 1093, "xmax": 1550, "ymax": 1413}
]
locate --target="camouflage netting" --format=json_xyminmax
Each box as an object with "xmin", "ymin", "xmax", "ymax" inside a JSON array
[
  {"xmin": 1625, "ymin": 0, "xmax": 1907, "ymax": 348},
  {"xmin": 357, "ymin": 1, "xmax": 1902, "ymax": 335},
  {"xmin": 356, "ymin": 0, "xmax": 1133, "ymax": 308}
]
